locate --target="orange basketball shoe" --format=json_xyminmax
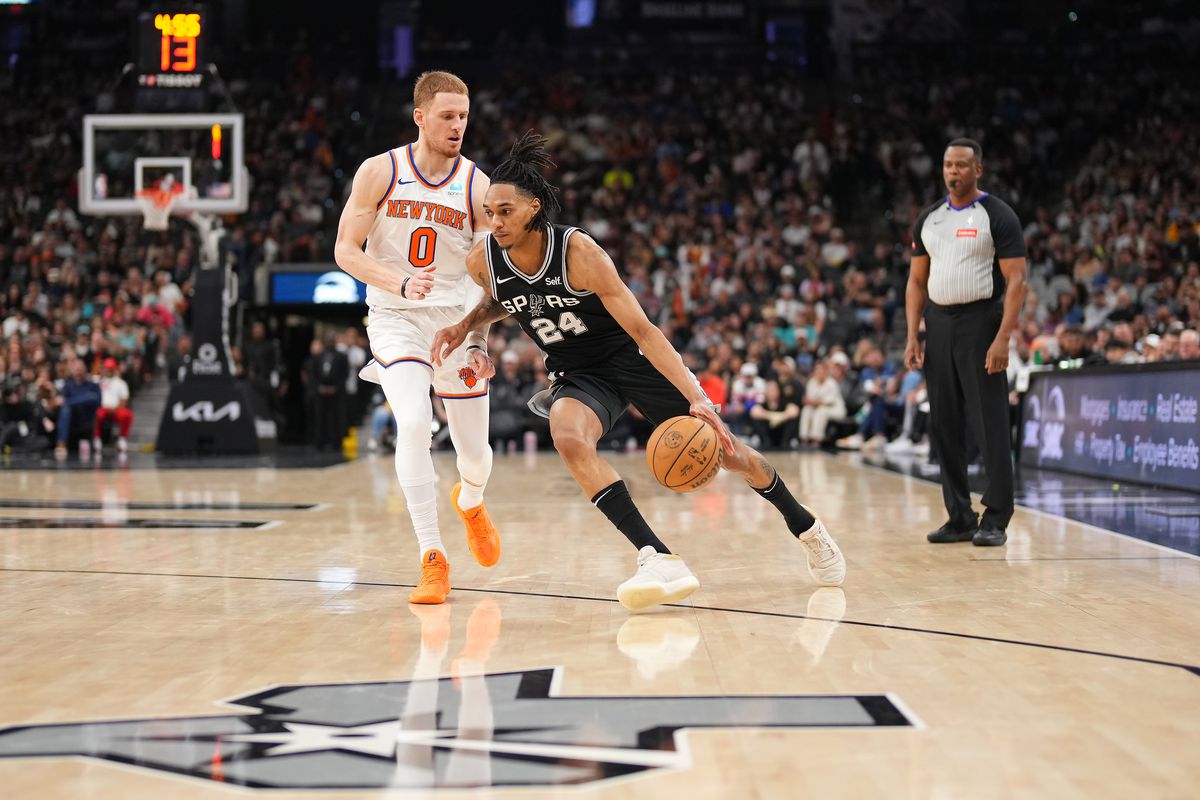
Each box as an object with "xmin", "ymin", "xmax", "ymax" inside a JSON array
[
  {"xmin": 408, "ymin": 549, "xmax": 451, "ymax": 604},
  {"xmin": 451, "ymin": 482, "xmax": 501, "ymax": 567}
]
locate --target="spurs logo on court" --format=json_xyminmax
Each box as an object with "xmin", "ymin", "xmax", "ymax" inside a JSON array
[
  {"xmin": 0, "ymin": 668, "xmax": 907, "ymax": 789},
  {"xmin": 458, "ymin": 366, "xmax": 478, "ymax": 389}
]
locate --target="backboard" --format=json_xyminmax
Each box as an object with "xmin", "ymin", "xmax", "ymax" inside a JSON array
[{"xmin": 79, "ymin": 113, "xmax": 247, "ymax": 217}]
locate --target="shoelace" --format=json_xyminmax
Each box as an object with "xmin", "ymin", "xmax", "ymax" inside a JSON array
[
  {"xmin": 638, "ymin": 552, "xmax": 662, "ymax": 568},
  {"xmin": 805, "ymin": 530, "xmax": 836, "ymax": 563},
  {"xmin": 466, "ymin": 513, "xmax": 492, "ymax": 544},
  {"xmin": 418, "ymin": 563, "xmax": 447, "ymax": 586}
]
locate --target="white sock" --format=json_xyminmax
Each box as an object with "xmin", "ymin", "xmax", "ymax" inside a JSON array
[
  {"xmin": 444, "ymin": 395, "xmax": 493, "ymax": 511},
  {"xmin": 378, "ymin": 360, "xmax": 444, "ymax": 557},
  {"xmin": 402, "ymin": 481, "xmax": 442, "ymax": 557},
  {"xmin": 457, "ymin": 478, "xmax": 486, "ymax": 510}
]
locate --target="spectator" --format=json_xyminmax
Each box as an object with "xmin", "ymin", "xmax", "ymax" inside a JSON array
[
  {"xmin": 799, "ymin": 359, "xmax": 845, "ymax": 446},
  {"xmin": 749, "ymin": 380, "xmax": 800, "ymax": 451},
  {"xmin": 93, "ymin": 357, "xmax": 132, "ymax": 455},
  {"xmin": 243, "ymin": 322, "xmax": 284, "ymax": 422},
  {"xmin": 1058, "ymin": 324, "xmax": 1106, "ymax": 366},
  {"xmin": 337, "ymin": 327, "xmax": 367, "ymax": 427},
  {"xmin": 885, "ymin": 376, "xmax": 931, "ymax": 455},
  {"xmin": 153, "ymin": 269, "xmax": 185, "ymax": 315},
  {"xmin": 169, "ymin": 336, "xmax": 193, "ymax": 384},
  {"xmin": 696, "ymin": 360, "xmax": 728, "ymax": 412},
  {"xmin": 54, "ymin": 359, "xmax": 101, "ymax": 460},
  {"xmin": 837, "ymin": 349, "xmax": 901, "ymax": 450},
  {"xmin": 1179, "ymin": 329, "xmax": 1200, "ymax": 361},
  {"xmin": 1082, "ymin": 289, "xmax": 1112, "ymax": 330},
  {"xmin": 1, "ymin": 379, "xmax": 36, "ymax": 452},
  {"xmin": 485, "ymin": 350, "xmax": 533, "ymax": 453},
  {"xmin": 4, "ymin": 21, "xmax": 1198, "ymax": 456},
  {"xmin": 367, "ymin": 396, "xmax": 396, "ymax": 452},
  {"xmin": 303, "ymin": 336, "xmax": 348, "ymax": 451},
  {"xmin": 772, "ymin": 356, "xmax": 805, "ymax": 408},
  {"xmin": 725, "ymin": 362, "xmax": 765, "ymax": 437}
]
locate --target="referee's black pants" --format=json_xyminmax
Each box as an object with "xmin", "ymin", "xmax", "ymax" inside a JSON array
[{"xmin": 924, "ymin": 300, "xmax": 1014, "ymax": 531}]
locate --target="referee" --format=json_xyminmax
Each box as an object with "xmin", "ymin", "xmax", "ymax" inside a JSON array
[{"xmin": 904, "ymin": 138, "xmax": 1027, "ymax": 547}]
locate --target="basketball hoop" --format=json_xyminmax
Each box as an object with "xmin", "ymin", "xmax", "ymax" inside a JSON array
[{"xmin": 135, "ymin": 184, "xmax": 185, "ymax": 231}]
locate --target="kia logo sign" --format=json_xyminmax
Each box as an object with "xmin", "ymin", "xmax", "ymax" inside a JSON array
[{"xmin": 171, "ymin": 400, "xmax": 241, "ymax": 423}]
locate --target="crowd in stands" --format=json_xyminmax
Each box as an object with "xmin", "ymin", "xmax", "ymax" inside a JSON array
[
  {"xmin": 3, "ymin": 9, "xmax": 1198, "ymax": 457},
  {"xmin": 467, "ymin": 41, "xmax": 1200, "ymax": 453}
]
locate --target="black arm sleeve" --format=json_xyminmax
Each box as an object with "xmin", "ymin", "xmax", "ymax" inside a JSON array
[{"xmin": 984, "ymin": 196, "xmax": 1027, "ymax": 259}]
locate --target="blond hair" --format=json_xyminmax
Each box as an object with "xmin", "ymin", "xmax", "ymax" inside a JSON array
[{"xmin": 413, "ymin": 70, "xmax": 469, "ymax": 109}]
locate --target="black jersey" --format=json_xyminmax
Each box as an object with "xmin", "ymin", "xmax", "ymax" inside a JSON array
[{"xmin": 485, "ymin": 224, "xmax": 636, "ymax": 372}]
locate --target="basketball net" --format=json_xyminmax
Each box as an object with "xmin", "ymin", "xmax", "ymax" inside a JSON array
[{"xmin": 135, "ymin": 182, "xmax": 186, "ymax": 231}]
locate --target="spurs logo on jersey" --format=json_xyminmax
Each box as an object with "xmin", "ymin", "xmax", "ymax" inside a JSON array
[
  {"xmin": 485, "ymin": 225, "xmax": 634, "ymax": 372},
  {"xmin": 365, "ymin": 143, "xmax": 480, "ymax": 310}
]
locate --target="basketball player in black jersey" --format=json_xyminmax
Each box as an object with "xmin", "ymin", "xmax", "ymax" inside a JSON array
[{"xmin": 431, "ymin": 133, "xmax": 846, "ymax": 610}]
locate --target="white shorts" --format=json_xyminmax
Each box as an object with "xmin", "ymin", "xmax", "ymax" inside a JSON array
[{"xmin": 360, "ymin": 305, "xmax": 489, "ymax": 399}]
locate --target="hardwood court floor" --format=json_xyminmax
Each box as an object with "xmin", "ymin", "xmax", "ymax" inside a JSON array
[{"xmin": 0, "ymin": 452, "xmax": 1198, "ymax": 798}]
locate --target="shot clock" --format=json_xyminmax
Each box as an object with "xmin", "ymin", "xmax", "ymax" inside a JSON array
[{"xmin": 136, "ymin": 7, "xmax": 207, "ymax": 91}]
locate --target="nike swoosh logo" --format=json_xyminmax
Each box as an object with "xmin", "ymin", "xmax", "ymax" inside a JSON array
[
  {"xmin": 496, "ymin": 275, "xmax": 517, "ymax": 284},
  {"xmin": 396, "ymin": 178, "xmax": 416, "ymax": 186}
]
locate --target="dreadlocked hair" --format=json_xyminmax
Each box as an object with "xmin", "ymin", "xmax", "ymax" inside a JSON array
[{"xmin": 491, "ymin": 131, "xmax": 562, "ymax": 231}]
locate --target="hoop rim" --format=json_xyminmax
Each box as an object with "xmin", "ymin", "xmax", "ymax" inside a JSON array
[
  {"xmin": 135, "ymin": 186, "xmax": 184, "ymax": 230},
  {"xmin": 135, "ymin": 183, "xmax": 186, "ymax": 207}
]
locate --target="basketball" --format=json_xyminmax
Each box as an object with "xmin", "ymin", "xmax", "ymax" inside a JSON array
[{"xmin": 646, "ymin": 416, "xmax": 724, "ymax": 493}]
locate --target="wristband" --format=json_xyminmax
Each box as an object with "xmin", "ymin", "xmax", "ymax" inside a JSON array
[
  {"xmin": 400, "ymin": 276, "xmax": 411, "ymax": 298},
  {"xmin": 466, "ymin": 345, "xmax": 486, "ymax": 354}
]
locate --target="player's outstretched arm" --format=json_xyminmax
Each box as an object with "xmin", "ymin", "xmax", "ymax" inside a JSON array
[
  {"xmin": 333, "ymin": 155, "xmax": 436, "ymax": 300},
  {"xmin": 568, "ymin": 235, "xmax": 735, "ymax": 453},
  {"xmin": 430, "ymin": 243, "xmax": 511, "ymax": 366}
]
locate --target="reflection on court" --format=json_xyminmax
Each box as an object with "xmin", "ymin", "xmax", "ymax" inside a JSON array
[{"xmin": 0, "ymin": 452, "xmax": 1196, "ymax": 797}]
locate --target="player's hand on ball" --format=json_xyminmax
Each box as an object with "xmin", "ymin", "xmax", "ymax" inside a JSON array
[
  {"xmin": 466, "ymin": 348, "xmax": 496, "ymax": 380},
  {"xmin": 430, "ymin": 323, "xmax": 467, "ymax": 366},
  {"xmin": 689, "ymin": 401, "xmax": 735, "ymax": 455},
  {"xmin": 403, "ymin": 264, "xmax": 437, "ymax": 300}
]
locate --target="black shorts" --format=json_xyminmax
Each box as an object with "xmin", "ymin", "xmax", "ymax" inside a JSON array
[{"xmin": 549, "ymin": 361, "xmax": 693, "ymax": 436}]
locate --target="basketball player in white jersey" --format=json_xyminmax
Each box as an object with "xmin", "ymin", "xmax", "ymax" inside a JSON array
[{"xmin": 335, "ymin": 71, "xmax": 499, "ymax": 605}]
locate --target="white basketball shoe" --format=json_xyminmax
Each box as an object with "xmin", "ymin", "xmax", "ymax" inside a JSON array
[
  {"xmin": 617, "ymin": 546, "xmax": 700, "ymax": 611},
  {"xmin": 797, "ymin": 508, "xmax": 846, "ymax": 586}
]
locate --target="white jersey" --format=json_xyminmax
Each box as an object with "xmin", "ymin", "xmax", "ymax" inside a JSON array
[{"xmin": 365, "ymin": 143, "xmax": 481, "ymax": 310}]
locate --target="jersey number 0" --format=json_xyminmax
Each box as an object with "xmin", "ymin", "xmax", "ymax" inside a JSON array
[{"xmin": 408, "ymin": 226, "xmax": 436, "ymax": 269}]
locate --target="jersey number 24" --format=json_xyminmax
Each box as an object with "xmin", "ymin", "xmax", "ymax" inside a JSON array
[{"xmin": 531, "ymin": 312, "xmax": 588, "ymax": 344}]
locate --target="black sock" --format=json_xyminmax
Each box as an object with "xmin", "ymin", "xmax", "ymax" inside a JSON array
[
  {"xmin": 591, "ymin": 480, "xmax": 670, "ymax": 553},
  {"xmin": 754, "ymin": 473, "xmax": 816, "ymax": 537}
]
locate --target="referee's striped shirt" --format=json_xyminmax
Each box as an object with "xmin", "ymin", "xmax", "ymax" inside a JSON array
[{"xmin": 912, "ymin": 193, "xmax": 1025, "ymax": 305}]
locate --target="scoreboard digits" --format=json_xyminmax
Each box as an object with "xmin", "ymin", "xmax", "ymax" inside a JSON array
[
  {"xmin": 137, "ymin": 7, "xmax": 208, "ymax": 90},
  {"xmin": 155, "ymin": 13, "xmax": 202, "ymax": 72}
]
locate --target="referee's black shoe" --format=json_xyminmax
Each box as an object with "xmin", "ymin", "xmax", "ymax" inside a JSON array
[
  {"xmin": 927, "ymin": 519, "xmax": 978, "ymax": 543},
  {"xmin": 972, "ymin": 527, "xmax": 1007, "ymax": 547}
]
